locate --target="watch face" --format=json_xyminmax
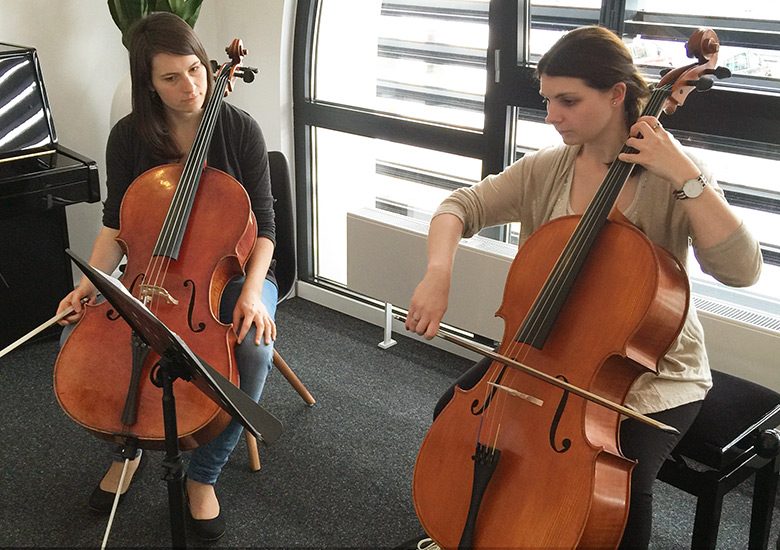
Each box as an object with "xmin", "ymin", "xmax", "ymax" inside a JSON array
[{"xmin": 683, "ymin": 177, "xmax": 704, "ymax": 198}]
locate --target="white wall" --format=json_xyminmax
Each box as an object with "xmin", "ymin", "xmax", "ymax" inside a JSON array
[
  {"xmin": 199, "ymin": 0, "xmax": 295, "ymax": 156},
  {"xmin": 0, "ymin": 0, "xmax": 293, "ymax": 265}
]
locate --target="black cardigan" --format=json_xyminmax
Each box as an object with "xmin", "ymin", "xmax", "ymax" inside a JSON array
[{"xmin": 102, "ymin": 102, "xmax": 275, "ymax": 247}]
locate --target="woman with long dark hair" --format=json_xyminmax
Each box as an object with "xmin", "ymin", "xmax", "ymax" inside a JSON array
[
  {"xmin": 406, "ymin": 26, "xmax": 762, "ymax": 548},
  {"xmin": 57, "ymin": 12, "xmax": 276, "ymax": 541}
]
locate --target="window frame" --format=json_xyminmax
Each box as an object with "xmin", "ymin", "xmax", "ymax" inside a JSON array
[{"xmin": 293, "ymin": 0, "xmax": 780, "ymax": 310}]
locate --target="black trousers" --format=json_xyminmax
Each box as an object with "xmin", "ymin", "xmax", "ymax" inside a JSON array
[{"xmin": 433, "ymin": 357, "xmax": 702, "ymax": 550}]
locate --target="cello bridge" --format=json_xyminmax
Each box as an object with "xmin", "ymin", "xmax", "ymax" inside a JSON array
[
  {"xmin": 139, "ymin": 284, "xmax": 179, "ymax": 305},
  {"xmin": 488, "ymin": 382, "xmax": 544, "ymax": 406}
]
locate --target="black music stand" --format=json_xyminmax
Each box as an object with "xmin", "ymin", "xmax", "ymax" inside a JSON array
[{"xmin": 66, "ymin": 249, "xmax": 283, "ymax": 548}]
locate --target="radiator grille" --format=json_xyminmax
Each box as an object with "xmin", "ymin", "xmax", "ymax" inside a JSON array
[{"xmin": 694, "ymin": 296, "xmax": 780, "ymax": 333}]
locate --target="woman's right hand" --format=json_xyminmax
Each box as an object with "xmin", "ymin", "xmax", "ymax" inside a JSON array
[
  {"xmin": 55, "ymin": 227, "xmax": 124, "ymax": 325},
  {"xmin": 57, "ymin": 282, "xmax": 97, "ymax": 325},
  {"xmin": 406, "ymin": 265, "xmax": 451, "ymax": 340},
  {"xmin": 406, "ymin": 213, "xmax": 463, "ymax": 340}
]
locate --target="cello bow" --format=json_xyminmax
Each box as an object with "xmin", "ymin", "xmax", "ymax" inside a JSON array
[{"xmin": 394, "ymin": 313, "xmax": 678, "ymax": 434}]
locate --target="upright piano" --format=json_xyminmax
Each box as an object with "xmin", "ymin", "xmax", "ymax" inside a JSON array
[{"xmin": 0, "ymin": 42, "xmax": 100, "ymax": 348}]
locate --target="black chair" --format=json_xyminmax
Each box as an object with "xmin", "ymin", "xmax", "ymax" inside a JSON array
[
  {"xmin": 657, "ymin": 369, "xmax": 780, "ymax": 549},
  {"xmin": 245, "ymin": 151, "xmax": 315, "ymax": 471}
]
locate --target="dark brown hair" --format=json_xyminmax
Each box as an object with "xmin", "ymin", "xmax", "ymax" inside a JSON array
[
  {"xmin": 127, "ymin": 12, "xmax": 214, "ymax": 160},
  {"xmin": 536, "ymin": 26, "xmax": 650, "ymax": 129}
]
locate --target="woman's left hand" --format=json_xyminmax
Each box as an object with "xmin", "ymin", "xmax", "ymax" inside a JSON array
[
  {"xmin": 618, "ymin": 115, "xmax": 700, "ymax": 184},
  {"xmin": 232, "ymin": 290, "xmax": 276, "ymax": 346}
]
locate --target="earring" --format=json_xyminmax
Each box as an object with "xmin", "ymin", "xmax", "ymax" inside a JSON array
[{"xmin": 612, "ymin": 100, "xmax": 617, "ymax": 106}]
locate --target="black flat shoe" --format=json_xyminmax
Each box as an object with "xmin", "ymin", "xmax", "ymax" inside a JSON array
[
  {"xmin": 185, "ymin": 479, "xmax": 226, "ymax": 541},
  {"xmin": 187, "ymin": 505, "xmax": 226, "ymax": 541},
  {"xmin": 88, "ymin": 450, "xmax": 146, "ymax": 513}
]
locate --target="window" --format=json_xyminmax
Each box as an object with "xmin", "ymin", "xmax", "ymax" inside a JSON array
[
  {"xmin": 314, "ymin": 0, "xmax": 488, "ymax": 129},
  {"xmin": 294, "ymin": 0, "xmax": 780, "ymax": 325},
  {"xmin": 297, "ymin": 0, "xmax": 488, "ymax": 288},
  {"xmin": 506, "ymin": 2, "xmax": 780, "ymax": 316},
  {"xmin": 312, "ymin": 128, "xmax": 480, "ymax": 284}
]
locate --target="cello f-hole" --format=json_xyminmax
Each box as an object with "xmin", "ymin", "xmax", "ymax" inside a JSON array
[
  {"xmin": 183, "ymin": 279, "xmax": 206, "ymax": 333},
  {"xmin": 107, "ymin": 273, "xmax": 145, "ymax": 321},
  {"xmin": 549, "ymin": 378, "xmax": 573, "ymax": 454},
  {"xmin": 470, "ymin": 364, "xmax": 507, "ymax": 416}
]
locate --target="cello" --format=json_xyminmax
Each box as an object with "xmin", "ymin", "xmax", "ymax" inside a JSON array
[
  {"xmin": 53, "ymin": 40, "xmax": 259, "ymax": 451},
  {"xmin": 412, "ymin": 29, "xmax": 729, "ymax": 549}
]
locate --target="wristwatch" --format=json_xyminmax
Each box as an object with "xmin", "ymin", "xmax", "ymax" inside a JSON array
[{"xmin": 673, "ymin": 174, "xmax": 707, "ymax": 200}]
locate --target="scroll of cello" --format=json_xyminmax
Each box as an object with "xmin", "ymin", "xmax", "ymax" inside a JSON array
[{"xmin": 412, "ymin": 29, "xmax": 729, "ymax": 549}]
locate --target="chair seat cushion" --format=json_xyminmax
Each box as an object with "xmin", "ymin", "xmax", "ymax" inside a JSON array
[{"xmin": 673, "ymin": 370, "xmax": 780, "ymax": 469}]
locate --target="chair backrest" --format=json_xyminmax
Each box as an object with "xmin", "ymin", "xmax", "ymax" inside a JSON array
[{"xmin": 268, "ymin": 151, "xmax": 296, "ymax": 302}]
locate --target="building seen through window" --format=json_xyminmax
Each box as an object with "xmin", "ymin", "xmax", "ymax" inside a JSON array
[{"xmin": 298, "ymin": 0, "xmax": 780, "ymax": 323}]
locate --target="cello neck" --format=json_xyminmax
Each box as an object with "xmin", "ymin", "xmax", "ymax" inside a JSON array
[
  {"xmin": 180, "ymin": 65, "xmax": 234, "ymax": 185},
  {"xmin": 516, "ymin": 84, "xmax": 673, "ymax": 349},
  {"xmin": 586, "ymin": 84, "xmax": 672, "ymax": 225},
  {"xmin": 152, "ymin": 63, "xmax": 236, "ymax": 260}
]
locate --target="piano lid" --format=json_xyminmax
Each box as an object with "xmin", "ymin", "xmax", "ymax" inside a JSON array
[
  {"xmin": 0, "ymin": 43, "xmax": 57, "ymax": 163},
  {"xmin": 0, "ymin": 145, "xmax": 99, "ymax": 218}
]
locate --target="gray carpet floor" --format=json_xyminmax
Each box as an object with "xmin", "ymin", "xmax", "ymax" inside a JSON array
[{"xmin": 0, "ymin": 297, "xmax": 776, "ymax": 548}]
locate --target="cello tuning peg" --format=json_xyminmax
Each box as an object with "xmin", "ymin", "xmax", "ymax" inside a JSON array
[
  {"xmin": 210, "ymin": 60, "xmax": 220, "ymax": 73},
  {"xmin": 706, "ymin": 66, "xmax": 732, "ymax": 80},
  {"xmin": 239, "ymin": 66, "xmax": 259, "ymax": 83},
  {"xmin": 685, "ymin": 77, "xmax": 714, "ymax": 91}
]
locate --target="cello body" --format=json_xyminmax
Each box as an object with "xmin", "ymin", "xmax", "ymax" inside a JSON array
[
  {"xmin": 412, "ymin": 214, "xmax": 688, "ymax": 548},
  {"xmin": 53, "ymin": 163, "xmax": 256, "ymax": 450}
]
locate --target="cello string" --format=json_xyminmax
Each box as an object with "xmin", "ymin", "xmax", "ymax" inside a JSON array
[
  {"xmin": 513, "ymin": 86, "xmax": 668, "ymax": 348},
  {"xmin": 143, "ymin": 65, "xmax": 233, "ymax": 308},
  {"xmin": 480, "ymin": 87, "xmax": 670, "ymax": 449},
  {"xmin": 498, "ymin": 88, "xmax": 670, "ymax": 389},
  {"xmin": 146, "ymin": 67, "xmax": 230, "ymax": 288},
  {"xmin": 109, "ymin": 69, "xmax": 227, "ymax": 441},
  {"xmin": 522, "ymin": 87, "xmax": 669, "ymax": 344},
  {"xmin": 498, "ymin": 88, "xmax": 667, "ymax": 376},
  {"xmin": 148, "ymin": 63, "xmax": 230, "ymax": 282}
]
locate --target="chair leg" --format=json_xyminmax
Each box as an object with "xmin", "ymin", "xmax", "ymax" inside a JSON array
[
  {"xmin": 246, "ymin": 349, "xmax": 315, "ymax": 472},
  {"xmin": 691, "ymin": 483, "xmax": 725, "ymax": 550},
  {"xmin": 749, "ymin": 459, "xmax": 779, "ymax": 550},
  {"xmin": 273, "ymin": 348, "xmax": 316, "ymax": 405},
  {"xmin": 246, "ymin": 431, "xmax": 262, "ymax": 472}
]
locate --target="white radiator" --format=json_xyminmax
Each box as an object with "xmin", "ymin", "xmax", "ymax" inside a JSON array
[
  {"xmin": 346, "ymin": 207, "xmax": 516, "ymax": 341},
  {"xmin": 345, "ymin": 207, "xmax": 780, "ymax": 391}
]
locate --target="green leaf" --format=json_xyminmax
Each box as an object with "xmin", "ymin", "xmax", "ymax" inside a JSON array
[
  {"xmin": 164, "ymin": 0, "xmax": 204, "ymax": 28},
  {"xmin": 107, "ymin": 0, "xmax": 203, "ymax": 49}
]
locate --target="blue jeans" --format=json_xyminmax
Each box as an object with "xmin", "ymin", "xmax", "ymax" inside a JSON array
[{"xmin": 187, "ymin": 276, "xmax": 277, "ymax": 485}]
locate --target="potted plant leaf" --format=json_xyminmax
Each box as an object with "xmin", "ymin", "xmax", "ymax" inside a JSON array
[{"xmin": 108, "ymin": 0, "xmax": 204, "ymax": 49}]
